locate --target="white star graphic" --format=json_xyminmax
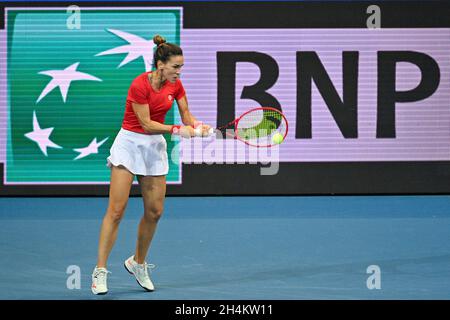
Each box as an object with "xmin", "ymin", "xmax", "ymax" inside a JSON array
[
  {"xmin": 24, "ymin": 110, "xmax": 63, "ymax": 156},
  {"xmin": 36, "ymin": 62, "xmax": 102, "ymax": 103},
  {"xmin": 73, "ymin": 137, "xmax": 109, "ymax": 160},
  {"xmin": 96, "ymin": 29, "xmax": 155, "ymax": 71}
]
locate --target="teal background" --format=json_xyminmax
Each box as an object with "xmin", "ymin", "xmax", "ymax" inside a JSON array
[{"xmin": 7, "ymin": 9, "xmax": 181, "ymax": 183}]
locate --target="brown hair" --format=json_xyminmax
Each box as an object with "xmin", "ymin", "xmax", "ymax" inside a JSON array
[{"xmin": 153, "ymin": 35, "xmax": 183, "ymax": 69}]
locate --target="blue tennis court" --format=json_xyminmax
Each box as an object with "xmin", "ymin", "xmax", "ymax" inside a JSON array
[{"xmin": 1, "ymin": 196, "xmax": 449, "ymax": 300}]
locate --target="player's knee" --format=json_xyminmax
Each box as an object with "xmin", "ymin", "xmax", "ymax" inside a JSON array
[
  {"xmin": 107, "ymin": 204, "xmax": 127, "ymax": 223},
  {"xmin": 144, "ymin": 206, "xmax": 164, "ymax": 222}
]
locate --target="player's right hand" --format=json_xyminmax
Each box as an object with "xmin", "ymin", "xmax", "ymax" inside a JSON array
[{"xmin": 179, "ymin": 125, "xmax": 196, "ymax": 138}]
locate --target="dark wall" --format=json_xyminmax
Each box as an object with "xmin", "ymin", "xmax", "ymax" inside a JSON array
[{"xmin": 1, "ymin": 1, "xmax": 449, "ymax": 196}]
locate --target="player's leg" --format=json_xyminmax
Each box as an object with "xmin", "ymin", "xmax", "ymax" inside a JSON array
[
  {"xmin": 134, "ymin": 175, "xmax": 166, "ymax": 263},
  {"xmin": 123, "ymin": 175, "xmax": 165, "ymax": 291},
  {"xmin": 96, "ymin": 165, "xmax": 135, "ymax": 268},
  {"xmin": 92, "ymin": 165, "xmax": 134, "ymax": 294}
]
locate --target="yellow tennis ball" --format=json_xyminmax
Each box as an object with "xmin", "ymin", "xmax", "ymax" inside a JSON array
[{"xmin": 272, "ymin": 132, "xmax": 284, "ymax": 145}]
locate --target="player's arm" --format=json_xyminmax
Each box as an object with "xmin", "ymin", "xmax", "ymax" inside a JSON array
[
  {"xmin": 176, "ymin": 95, "xmax": 197, "ymax": 127},
  {"xmin": 177, "ymin": 96, "xmax": 211, "ymax": 134},
  {"xmin": 132, "ymin": 102, "xmax": 195, "ymax": 136}
]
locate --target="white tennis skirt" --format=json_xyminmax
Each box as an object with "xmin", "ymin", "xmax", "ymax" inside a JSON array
[{"xmin": 107, "ymin": 128, "xmax": 169, "ymax": 176}]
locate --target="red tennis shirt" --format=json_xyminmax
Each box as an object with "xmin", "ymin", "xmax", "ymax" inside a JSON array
[{"xmin": 122, "ymin": 71, "xmax": 186, "ymax": 133}]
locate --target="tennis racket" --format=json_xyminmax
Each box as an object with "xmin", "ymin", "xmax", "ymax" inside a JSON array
[{"xmin": 197, "ymin": 107, "xmax": 288, "ymax": 148}]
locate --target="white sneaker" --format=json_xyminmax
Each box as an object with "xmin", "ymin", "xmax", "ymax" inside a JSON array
[
  {"xmin": 124, "ymin": 255, "xmax": 155, "ymax": 291},
  {"xmin": 91, "ymin": 267, "xmax": 110, "ymax": 295}
]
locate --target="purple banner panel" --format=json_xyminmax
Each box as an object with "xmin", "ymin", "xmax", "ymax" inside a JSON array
[{"xmin": 180, "ymin": 29, "xmax": 450, "ymax": 162}]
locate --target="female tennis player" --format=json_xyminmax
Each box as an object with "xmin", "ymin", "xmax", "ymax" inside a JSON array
[{"xmin": 91, "ymin": 35, "xmax": 210, "ymax": 295}]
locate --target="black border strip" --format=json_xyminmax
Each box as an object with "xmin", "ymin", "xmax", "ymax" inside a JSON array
[{"xmin": 2, "ymin": 1, "xmax": 450, "ymax": 30}]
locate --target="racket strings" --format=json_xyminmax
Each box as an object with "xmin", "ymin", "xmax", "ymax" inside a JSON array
[{"xmin": 236, "ymin": 109, "xmax": 287, "ymax": 146}]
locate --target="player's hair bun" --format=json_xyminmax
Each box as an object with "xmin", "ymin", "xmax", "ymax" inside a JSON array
[{"xmin": 153, "ymin": 35, "xmax": 166, "ymax": 46}]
